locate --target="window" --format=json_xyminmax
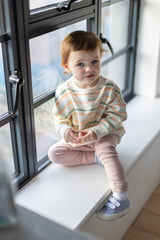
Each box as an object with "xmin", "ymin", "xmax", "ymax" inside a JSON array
[
  {"xmin": 0, "ymin": 0, "xmax": 140, "ymax": 188},
  {"xmin": 101, "ymin": 0, "xmax": 130, "ymax": 91},
  {"xmin": 31, "ymin": 21, "xmax": 86, "ymax": 164},
  {"xmin": 100, "ymin": 0, "xmax": 140, "ymax": 100}
]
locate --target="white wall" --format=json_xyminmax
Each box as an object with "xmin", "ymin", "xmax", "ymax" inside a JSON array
[
  {"xmin": 134, "ymin": 0, "xmax": 160, "ymax": 98},
  {"xmin": 156, "ymin": 40, "xmax": 160, "ymax": 96}
]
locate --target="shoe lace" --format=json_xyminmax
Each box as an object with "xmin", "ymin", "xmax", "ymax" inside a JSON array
[{"xmin": 106, "ymin": 196, "xmax": 120, "ymax": 210}]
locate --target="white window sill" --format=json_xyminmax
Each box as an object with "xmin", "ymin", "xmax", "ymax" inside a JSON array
[{"xmin": 15, "ymin": 96, "xmax": 160, "ymax": 230}]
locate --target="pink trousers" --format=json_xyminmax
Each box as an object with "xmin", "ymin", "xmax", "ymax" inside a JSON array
[{"xmin": 48, "ymin": 134, "xmax": 128, "ymax": 192}]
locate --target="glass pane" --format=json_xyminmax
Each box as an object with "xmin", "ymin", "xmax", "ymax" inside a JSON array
[
  {"xmin": 34, "ymin": 99, "xmax": 60, "ymax": 161},
  {"xmin": 30, "ymin": 20, "xmax": 86, "ymax": 99},
  {"xmin": 0, "ymin": 44, "xmax": 8, "ymax": 115},
  {"xmin": 101, "ymin": 0, "xmax": 130, "ymax": 55},
  {"xmin": 30, "ymin": 0, "xmax": 68, "ymax": 10},
  {"xmin": 0, "ymin": 124, "xmax": 15, "ymax": 173},
  {"xmin": 101, "ymin": 54, "xmax": 127, "ymax": 91}
]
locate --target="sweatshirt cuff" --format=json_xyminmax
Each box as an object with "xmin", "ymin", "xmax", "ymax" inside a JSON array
[
  {"xmin": 58, "ymin": 125, "xmax": 72, "ymax": 139},
  {"xmin": 90, "ymin": 126, "xmax": 107, "ymax": 140}
]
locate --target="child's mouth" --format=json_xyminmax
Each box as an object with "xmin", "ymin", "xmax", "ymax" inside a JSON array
[{"xmin": 86, "ymin": 74, "xmax": 94, "ymax": 78}]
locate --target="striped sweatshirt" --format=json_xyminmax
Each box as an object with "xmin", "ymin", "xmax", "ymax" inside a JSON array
[{"xmin": 54, "ymin": 75, "xmax": 127, "ymax": 145}]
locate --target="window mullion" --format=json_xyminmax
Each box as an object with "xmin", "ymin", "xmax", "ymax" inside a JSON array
[
  {"xmin": 125, "ymin": 0, "xmax": 140, "ymax": 100},
  {"xmin": 14, "ymin": 0, "xmax": 38, "ymax": 179},
  {"xmin": 0, "ymin": 0, "xmax": 29, "ymax": 186},
  {"xmin": 6, "ymin": 0, "xmax": 38, "ymax": 187},
  {"xmin": 94, "ymin": 0, "xmax": 101, "ymax": 35}
]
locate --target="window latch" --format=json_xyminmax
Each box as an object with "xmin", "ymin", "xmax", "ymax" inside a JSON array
[
  {"xmin": 100, "ymin": 33, "xmax": 114, "ymax": 55},
  {"xmin": 9, "ymin": 70, "xmax": 25, "ymax": 118},
  {"xmin": 57, "ymin": 0, "xmax": 78, "ymax": 12}
]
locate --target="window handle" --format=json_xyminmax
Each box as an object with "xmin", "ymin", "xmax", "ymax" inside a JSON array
[
  {"xmin": 9, "ymin": 70, "xmax": 25, "ymax": 118},
  {"xmin": 57, "ymin": 0, "xmax": 78, "ymax": 12},
  {"xmin": 100, "ymin": 33, "xmax": 114, "ymax": 55}
]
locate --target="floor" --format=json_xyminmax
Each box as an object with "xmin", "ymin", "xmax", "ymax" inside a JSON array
[{"xmin": 122, "ymin": 183, "xmax": 160, "ymax": 240}]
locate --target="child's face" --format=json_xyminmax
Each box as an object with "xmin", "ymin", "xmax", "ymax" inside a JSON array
[{"xmin": 64, "ymin": 48, "xmax": 101, "ymax": 88}]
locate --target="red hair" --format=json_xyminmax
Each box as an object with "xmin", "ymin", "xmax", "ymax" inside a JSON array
[{"xmin": 61, "ymin": 31, "xmax": 105, "ymax": 69}]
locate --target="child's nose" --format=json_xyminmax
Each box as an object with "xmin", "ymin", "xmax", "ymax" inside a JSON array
[{"xmin": 86, "ymin": 64, "xmax": 93, "ymax": 72}]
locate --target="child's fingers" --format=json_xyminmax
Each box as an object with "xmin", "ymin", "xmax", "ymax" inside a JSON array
[
  {"xmin": 65, "ymin": 129, "xmax": 79, "ymax": 143},
  {"xmin": 79, "ymin": 129, "xmax": 97, "ymax": 143},
  {"xmin": 79, "ymin": 132, "xmax": 90, "ymax": 143},
  {"xmin": 69, "ymin": 130, "xmax": 80, "ymax": 143},
  {"xmin": 78, "ymin": 130, "xmax": 87, "ymax": 139}
]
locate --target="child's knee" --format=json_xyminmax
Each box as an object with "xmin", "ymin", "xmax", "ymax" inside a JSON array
[
  {"xmin": 48, "ymin": 144, "xmax": 69, "ymax": 164},
  {"xmin": 48, "ymin": 145, "xmax": 60, "ymax": 163},
  {"xmin": 48, "ymin": 145, "xmax": 56, "ymax": 163}
]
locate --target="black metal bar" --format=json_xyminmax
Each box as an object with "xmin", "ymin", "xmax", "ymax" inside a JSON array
[
  {"xmin": 33, "ymin": 91, "xmax": 55, "ymax": 109},
  {"xmin": 13, "ymin": 0, "xmax": 38, "ymax": 180},
  {"xmin": 0, "ymin": 32, "xmax": 10, "ymax": 42},
  {"xmin": 2, "ymin": 0, "xmax": 31, "ymax": 187},
  {"xmin": 101, "ymin": 45, "xmax": 132, "ymax": 66},
  {"xmin": 0, "ymin": 112, "xmax": 13, "ymax": 128},
  {"xmin": 38, "ymin": 157, "xmax": 51, "ymax": 172},
  {"xmin": 95, "ymin": 0, "xmax": 101, "ymax": 35},
  {"xmin": 124, "ymin": 0, "xmax": 140, "ymax": 100}
]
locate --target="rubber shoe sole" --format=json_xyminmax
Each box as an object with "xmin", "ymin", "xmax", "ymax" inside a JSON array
[{"xmin": 96, "ymin": 204, "xmax": 132, "ymax": 221}]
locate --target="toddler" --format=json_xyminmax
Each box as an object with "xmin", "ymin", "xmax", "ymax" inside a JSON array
[{"xmin": 48, "ymin": 30, "xmax": 131, "ymax": 221}]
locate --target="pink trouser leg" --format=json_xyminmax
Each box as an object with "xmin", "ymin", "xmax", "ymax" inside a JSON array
[
  {"xmin": 48, "ymin": 139, "xmax": 95, "ymax": 166},
  {"xmin": 48, "ymin": 135, "xmax": 128, "ymax": 192},
  {"xmin": 95, "ymin": 135, "xmax": 128, "ymax": 192}
]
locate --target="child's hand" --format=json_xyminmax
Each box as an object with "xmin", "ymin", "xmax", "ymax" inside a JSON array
[
  {"xmin": 64, "ymin": 128, "xmax": 80, "ymax": 144},
  {"xmin": 78, "ymin": 129, "xmax": 97, "ymax": 143}
]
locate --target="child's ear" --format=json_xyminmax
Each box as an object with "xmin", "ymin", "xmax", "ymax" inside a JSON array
[{"xmin": 64, "ymin": 64, "xmax": 71, "ymax": 73}]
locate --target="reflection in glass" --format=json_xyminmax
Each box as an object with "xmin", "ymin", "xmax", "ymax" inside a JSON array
[
  {"xmin": 0, "ymin": 44, "xmax": 8, "ymax": 115},
  {"xmin": 0, "ymin": 124, "xmax": 15, "ymax": 173},
  {"xmin": 30, "ymin": 21, "xmax": 86, "ymax": 98},
  {"xmin": 34, "ymin": 99, "xmax": 60, "ymax": 161},
  {"xmin": 101, "ymin": 0, "xmax": 129, "ymax": 54},
  {"xmin": 30, "ymin": 0, "xmax": 69, "ymax": 10},
  {"xmin": 101, "ymin": 54, "xmax": 127, "ymax": 91}
]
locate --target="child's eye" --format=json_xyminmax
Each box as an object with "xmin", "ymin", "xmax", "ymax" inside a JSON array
[
  {"xmin": 77, "ymin": 62, "xmax": 84, "ymax": 67},
  {"xmin": 92, "ymin": 59, "xmax": 99, "ymax": 64}
]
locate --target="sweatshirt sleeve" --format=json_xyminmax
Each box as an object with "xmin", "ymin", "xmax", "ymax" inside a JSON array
[
  {"xmin": 90, "ymin": 83, "xmax": 127, "ymax": 139},
  {"xmin": 53, "ymin": 86, "xmax": 72, "ymax": 138}
]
